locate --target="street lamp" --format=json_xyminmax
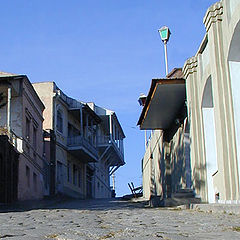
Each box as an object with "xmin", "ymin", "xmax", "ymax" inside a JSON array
[{"xmin": 158, "ymin": 26, "xmax": 171, "ymax": 76}]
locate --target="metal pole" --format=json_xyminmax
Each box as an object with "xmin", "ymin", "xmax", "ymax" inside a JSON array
[
  {"xmin": 112, "ymin": 173, "xmax": 115, "ymax": 190},
  {"xmin": 164, "ymin": 40, "xmax": 168, "ymax": 76}
]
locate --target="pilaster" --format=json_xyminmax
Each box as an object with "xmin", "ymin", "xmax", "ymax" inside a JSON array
[
  {"xmin": 204, "ymin": 0, "xmax": 239, "ymax": 201},
  {"xmin": 183, "ymin": 56, "xmax": 207, "ymax": 201}
]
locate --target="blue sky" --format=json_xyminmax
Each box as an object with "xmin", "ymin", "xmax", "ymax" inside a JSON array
[{"xmin": 0, "ymin": 0, "xmax": 217, "ymax": 196}]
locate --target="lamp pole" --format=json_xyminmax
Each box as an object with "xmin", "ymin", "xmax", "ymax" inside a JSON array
[
  {"xmin": 163, "ymin": 40, "xmax": 168, "ymax": 75},
  {"xmin": 158, "ymin": 26, "xmax": 171, "ymax": 76}
]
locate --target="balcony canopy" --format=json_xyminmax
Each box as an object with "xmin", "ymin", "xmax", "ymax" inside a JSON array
[
  {"xmin": 68, "ymin": 104, "xmax": 101, "ymax": 124},
  {"xmin": 138, "ymin": 77, "xmax": 186, "ymax": 130}
]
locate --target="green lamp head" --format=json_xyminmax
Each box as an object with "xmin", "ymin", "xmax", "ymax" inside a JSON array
[{"xmin": 158, "ymin": 26, "xmax": 171, "ymax": 43}]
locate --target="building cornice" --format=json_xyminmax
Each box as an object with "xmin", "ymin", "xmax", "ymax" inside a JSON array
[
  {"xmin": 203, "ymin": 1, "xmax": 223, "ymax": 32},
  {"xmin": 183, "ymin": 56, "xmax": 198, "ymax": 79}
]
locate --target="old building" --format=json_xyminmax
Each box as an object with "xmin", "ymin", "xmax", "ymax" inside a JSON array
[
  {"xmin": 33, "ymin": 82, "xmax": 100, "ymax": 198},
  {"xmin": 183, "ymin": 0, "xmax": 240, "ymax": 203},
  {"xmin": 88, "ymin": 103, "xmax": 125, "ymax": 198},
  {"xmin": 0, "ymin": 72, "xmax": 45, "ymax": 201},
  {"xmin": 138, "ymin": 69, "xmax": 191, "ymax": 203},
  {"xmin": 33, "ymin": 82, "xmax": 125, "ymax": 198}
]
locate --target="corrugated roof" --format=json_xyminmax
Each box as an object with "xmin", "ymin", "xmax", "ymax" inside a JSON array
[{"xmin": 0, "ymin": 71, "xmax": 19, "ymax": 77}]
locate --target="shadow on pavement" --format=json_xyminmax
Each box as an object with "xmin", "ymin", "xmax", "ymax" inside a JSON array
[{"xmin": 0, "ymin": 197, "xmax": 149, "ymax": 213}]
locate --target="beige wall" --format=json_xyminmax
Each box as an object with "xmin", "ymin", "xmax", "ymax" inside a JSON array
[
  {"xmin": 142, "ymin": 130, "xmax": 163, "ymax": 199},
  {"xmin": 142, "ymin": 121, "xmax": 189, "ymax": 201},
  {"xmin": 183, "ymin": 0, "xmax": 240, "ymax": 203},
  {"xmin": 18, "ymin": 78, "xmax": 45, "ymax": 200},
  {"xmin": 170, "ymin": 120, "xmax": 191, "ymax": 193},
  {"xmin": 32, "ymin": 82, "xmax": 54, "ymax": 130}
]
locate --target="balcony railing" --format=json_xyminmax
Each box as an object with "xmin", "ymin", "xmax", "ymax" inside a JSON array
[
  {"xmin": 97, "ymin": 135, "xmax": 124, "ymax": 158},
  {"xmin": 98, "ymin": 135, "xmax": 112, "ymax": 145},
  {"xmin": 67, "ymin": 135, "xmax": 98, "ymax": 158},
  {"xmin": 0, "ymin": 127, "xmax": 23, "ymax": 153}
]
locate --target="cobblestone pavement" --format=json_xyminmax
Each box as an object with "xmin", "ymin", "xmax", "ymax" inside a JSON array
[{"xmin": 0, "ymin": 198, "xmax": 240, "ymax": 240}]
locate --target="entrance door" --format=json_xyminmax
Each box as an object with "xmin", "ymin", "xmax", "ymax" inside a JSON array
[{"xmin": 202, "ymin": 77, "xmax": 218, "ymax": 203}]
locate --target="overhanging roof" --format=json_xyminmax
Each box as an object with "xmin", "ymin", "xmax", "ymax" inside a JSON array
[{"xmin": 137, "ymin": 78, "xmax": 186, "ymax": 130}]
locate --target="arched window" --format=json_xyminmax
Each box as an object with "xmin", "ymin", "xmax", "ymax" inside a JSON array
[{"xmin": 57, "ymin": 109, "xmax": 63, "ymax": 133}]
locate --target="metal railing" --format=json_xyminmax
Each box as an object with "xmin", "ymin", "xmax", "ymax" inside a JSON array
[
  {"xmin": 97, "ymin": 135, "xmax": 112, "ymax": 145},
  {"xmin": 97, "ymin": 135, "xmax": 124, "ymax": 158},
  {"xmin": 0, "ymin": 127, "xmax": 23, "ymax": 153},
  {"xmin": 67, "ymin": 135, "xmax": 98, "ymax": 158}
]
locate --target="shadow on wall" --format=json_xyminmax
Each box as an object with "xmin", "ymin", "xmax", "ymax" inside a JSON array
[
  {"xmin": 193, "ymin": 163, "xmax": 206, "ymax": 194},
  {"xmin": 148, "ymin": 120, "xmax": 205, "ymax": 201},
  {"xmin": 170, "ymin": 127, "xmax": 190, "ymax": 192},
  {"xmin": 149, "ymin": 142, "xmax": 166, "ymax": 199}
]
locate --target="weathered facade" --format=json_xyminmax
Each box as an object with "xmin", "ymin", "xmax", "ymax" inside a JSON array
[
  {"xmin": 138, "ymin": 69, "xmax": 191, "ymax": 201},
  {"xmin": 0, "ymin": 73, "xmax": 45, "ymax": 201},
  {"xmin": 33, "ymin": 82, "xmax": 125, "ymax": 199},
  {"xmin": 88, "ymin": 103, "xmax": 125, "ymax": 198},
  {"xmin": 183, "ymin": 0, "xmax": 240, "ymax": 203}
]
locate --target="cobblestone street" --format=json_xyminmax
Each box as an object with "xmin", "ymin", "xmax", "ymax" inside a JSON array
[{"xmin": 0, "ymin": 198, "xmax": 240, "ymax": 240}]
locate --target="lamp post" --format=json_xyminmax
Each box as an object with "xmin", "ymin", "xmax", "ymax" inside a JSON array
[{"xmin": 158, "ymin": 26, "xmax": 171, "ymax": 76}]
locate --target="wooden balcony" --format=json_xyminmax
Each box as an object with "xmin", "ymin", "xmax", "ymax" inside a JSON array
[
  {"xmin": 97, "ymin": 135, "xmax": 124, "ymax": 166},
  {"xmin": 67, "ymin": 135, "xmax": 98, "ymax": 162}
]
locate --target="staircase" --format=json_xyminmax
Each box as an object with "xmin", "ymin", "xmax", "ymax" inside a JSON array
[{"xmin": 149, "ymin": 188, "xmax": 201, "ymax": 207}]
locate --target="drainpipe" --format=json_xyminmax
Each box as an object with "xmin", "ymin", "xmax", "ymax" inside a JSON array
[{"xmin": 7, "ymin": 86, "xmax": 11, "ymax": 133}]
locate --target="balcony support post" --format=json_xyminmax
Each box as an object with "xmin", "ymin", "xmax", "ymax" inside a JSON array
[
  {"xmin": 7, "ymin": 86, "xmax": 11, "ymax": 132},
  {"xmin": 109, "ymin": 114, "xmax": 113, "ymax": 141},
  {"xmin": 86, "ymin": 114, "xmax": 88, "ymax": 139},
  {"xmin": 80, "ymin": 104, "xmax": 83, "ymax": 137}
]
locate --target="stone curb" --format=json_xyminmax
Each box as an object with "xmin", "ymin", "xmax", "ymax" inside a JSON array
[{"xmin": 189, "ymin": 204, "xmax": 240, "ymax": 215}]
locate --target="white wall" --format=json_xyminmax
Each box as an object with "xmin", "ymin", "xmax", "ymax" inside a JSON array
[
  {"xmin": 229, "ymin": 61, "xmax": 240, "ymax": 187},
  {"xmin": 202, "ymin": 77, "xmax": 218, "ymax": 203},
  {"xmin": 202, "ymin": 108, "xmax": 218, "ymax": 203}
]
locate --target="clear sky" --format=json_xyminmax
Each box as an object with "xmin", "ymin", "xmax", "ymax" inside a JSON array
[{"xmin": 0, "ymin": 0, "xmax": 218, "ymax": 196}]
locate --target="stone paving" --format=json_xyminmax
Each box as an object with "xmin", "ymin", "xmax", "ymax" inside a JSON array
[{"xmin": 0, "ymin": 198, "xmax": 240, "ymax": 240}]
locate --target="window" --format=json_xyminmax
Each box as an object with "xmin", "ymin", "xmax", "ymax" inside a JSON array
[
  {"xmin": 26, "ymin": 166, "xmax": 30, "ymax": 187},
  {"xmin": 33, "ymin": 126, "xmax": 37, "ymax": 150},
  {"xmin": 26, "ymin": 117, "xmax": 30, "ymax": 141},
  {"xmin": 33, "ymin": 172, "xmax": 37, "ymax": 192},
  {"xmin": 57, "ymin": 110, "xmax": 63, "ymax": 133},
  {"xmin": 78, "ymin": 169, "xmax": 81, "ymax": 188},
  {"xmin": 73, "ymin": 164, "xmax": 77, "ymax": 185},
  {"xmin": 67, "ymin": 162, "xmax": 71, "ymax": 182}
]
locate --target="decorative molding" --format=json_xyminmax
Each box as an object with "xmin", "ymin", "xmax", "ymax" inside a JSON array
[
  {"xmin": 203, "ymin": 1, "xmax": 223, "ymax": 32},
  {"xmin": 183, "ymin": 56, "xmax": 198, "ymax": 79}
]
